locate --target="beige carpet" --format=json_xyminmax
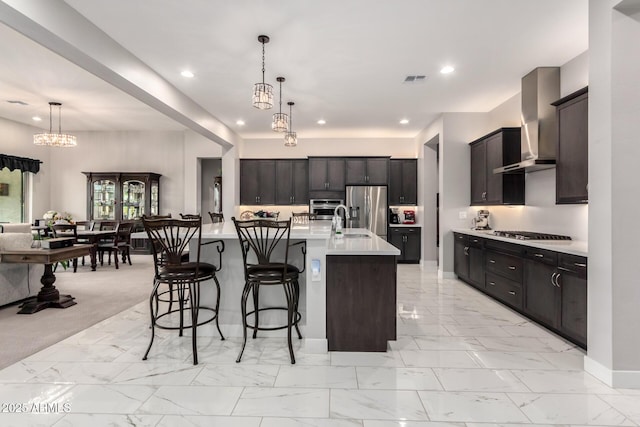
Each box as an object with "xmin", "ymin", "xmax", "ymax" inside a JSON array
[{"xmin": 0, "ymin": 254, "xmax": 154, "ymax": 369}]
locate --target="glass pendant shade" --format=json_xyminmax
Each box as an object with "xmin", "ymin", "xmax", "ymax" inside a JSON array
[
  {"xmin": 284, "ymin": 101, "xmax": 297, "ymax": 146},
  {"xmin": 252, "ymin": 35, "xmax": 273, "ymax": 110},
  {"xmin": 272, "ymin": 112, "xmax": 289, "ymax": 132},
  {"xmin": 284, "ymin": 131, "xmax": 297, "ymax": 146},
  {"xmin": 272, "ymin": 76, "xmax": 289, "ymax": 132},
  {"xmin": 252, "ymin": 82, "xmax": 273, "ymax": 109},
  {"xmin": 33, "ymin": 102, "xmax": 77, "ymax": 147}
]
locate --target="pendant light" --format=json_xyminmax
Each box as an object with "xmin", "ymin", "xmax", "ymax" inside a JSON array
[
  {"xmin": 252, "ymin": 35, "xmax": 273, "ymax": 109},
  {"xmin": 272, "ymin": 77, "xmax": 289, "ymax": 132},
  {"xmin": 284, "ymin": 101, "xmax": 297, "ymax": 147},
  {"xmin": 33, "ymin": 102, "xmax": 77, "ymax": 147}
]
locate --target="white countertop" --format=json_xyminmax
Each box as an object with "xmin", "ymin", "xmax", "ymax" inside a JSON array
[
  {"xmin": 388, "ymin": 223, "xmax": 421, "ymax": 228},
  {"xmin": 452, "ymin": 228, "xmax": 588, "ymax": 257},
  {"xmin": 133, "ymin": 220, "xmax": 400, "ymax": 256},
  {"xmin": 327, "ymin": 228, "xmax": 400, "ymax": 256}
]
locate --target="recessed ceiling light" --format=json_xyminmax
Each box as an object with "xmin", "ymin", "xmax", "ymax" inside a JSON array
[
  {"xmin": 399, "ymin": 119, "xmax": 409, "ymax": 125},
  {"xmin": 181, "ymin": 70, "xmax": 194, "ymax": 78},
  {"xmin": 236, "ymin": 120, "xmax": 245, "ymax": 126},
  {"xmin": 32, "ymin": 116, "xmax": 42, "ymax": 121},
  {"xmin": 317, "ymin": 119, "xmax": 326, "ymax": 125},
  {"xmin": 440, "ymin": 65, "xmax": 455, "ymax": 74}
]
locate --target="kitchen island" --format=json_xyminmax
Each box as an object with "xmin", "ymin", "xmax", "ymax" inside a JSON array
[{"xmin": 135, "ymin": 220, "xmax": 400, "ymax": 353}]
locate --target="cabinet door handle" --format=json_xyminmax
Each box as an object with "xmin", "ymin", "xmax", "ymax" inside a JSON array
[
  {"xmin": 508, "ymin": 291, "xmax": 516, "ymax": 295},
  {"xmin": 463, "ymin": 246, "xmax": 469, "ymax": 256},
  {"xmin": 555, "ymin": 273, "xmax": 561, "ymax": 288},
  {"xmin": 550, "ymin": 272, "xmax": 557, "ymax": 287},
  {"xmin": 489, "ymin": 259, "xmax": 496, "ymax": 263},
  {"xmin": 508, "ymin": 266, "xmax": 516, "ymax": 270},
  {"xmin": 574, "ymin": 262, "xmax": 587, "ymax": 268},
  {"xmin": 488, "ymin": 281, "xmax": 496, "ymax": 286},
  {"xmin": 534, "ymin": 253, "xmax": 544, "ymax": 258}
]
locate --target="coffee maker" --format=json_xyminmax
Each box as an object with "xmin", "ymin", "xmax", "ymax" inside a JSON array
[{"xmin": 472, "ymin": 209, "xmax": 491, "ymax": 230}]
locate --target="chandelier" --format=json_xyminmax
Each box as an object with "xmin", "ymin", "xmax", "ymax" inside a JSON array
[
  {"xmin": 284, "ymin": 101, "xmax": 297, "ymax": 147},
  {"xmin": 272, "ymin": 77, "xmax": 289, "ymax": 132},
  {"xmin": 252, "ymin": 35, "xmax": 273, "ymax": 109},
  {"xmin": 33, "ymin": 102, "xmax": 77, "ymax": 147}
]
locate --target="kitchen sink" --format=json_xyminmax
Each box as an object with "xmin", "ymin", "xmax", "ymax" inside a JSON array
[{"xmin": 340, "ymin": 233, "xmax": 371, "ymax": 239}]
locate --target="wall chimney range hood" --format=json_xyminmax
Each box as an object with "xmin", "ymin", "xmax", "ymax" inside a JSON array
[{"xmin": 494, "ymin": 67, "xmax": 560, "ymax": 174}]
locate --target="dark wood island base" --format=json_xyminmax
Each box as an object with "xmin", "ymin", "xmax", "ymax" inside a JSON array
[{"xmin": 326, "ymin": 255, "xmax": 397, "ymax": 351}]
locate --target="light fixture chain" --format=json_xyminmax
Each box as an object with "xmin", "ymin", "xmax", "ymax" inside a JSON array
[
  {"xmin": 49, "ymin": 103, "xmax": 53, "ymax": 133},
  {"xmin": 58, "ymin": 104, "xmax": 62, "ymax": 134},
  {"xmin": 261, "ymin": 42, "xmax": 266, "ymax": 84}
]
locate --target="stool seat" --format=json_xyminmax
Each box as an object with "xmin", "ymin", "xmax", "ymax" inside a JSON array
[
  {"xmin": 247, "ymin": 263, "xmax": 300, "ymax": 281},
  {"xmin": 158, "ymin": 262, "xmax": 217, "ymax": 280}
]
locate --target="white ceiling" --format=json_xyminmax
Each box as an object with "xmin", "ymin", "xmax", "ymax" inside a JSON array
[{"xmin": 0, "ymin": 0, "xmax": 589, "ymax": 142}]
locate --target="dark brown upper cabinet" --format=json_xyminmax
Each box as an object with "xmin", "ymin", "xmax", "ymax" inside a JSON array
[
  {"xmin": 469, "ymin": 128, "xmax": 524, "ymax": 205},
  {"xmin": 345, "ymin": 157, "xmax": 389, "ymax": 185},
  {"xmin": 240, "ymin": 159, "xmax": 276, "ymax": 205},
  {"xmin": 275, "ymin": 159, "xmax": 309, "ymax": 205},
  {"xmin": 308, "ymin": 157, "xmax": 346, "ymax": 192},
  {"xmin": 552, "ymin": 87, "xmax": 588, "ymax": 204},
  {"xmin": 389, "ymin": 159, "xmax": 417, "ymax": 205}
]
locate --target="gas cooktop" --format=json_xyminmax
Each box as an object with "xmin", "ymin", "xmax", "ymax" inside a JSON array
[{"xmin": 492, "ymin": 230, "xmax": 572, "ymax": 240}]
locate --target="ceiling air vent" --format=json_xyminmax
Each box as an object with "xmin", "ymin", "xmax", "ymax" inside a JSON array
[
  {"xmin": 403, "ymin": 75, "xmax": 427, "ymax": 83},
  {"xmin": 7, "ymin": 100, "xmax": 29, "ymax": 106}
]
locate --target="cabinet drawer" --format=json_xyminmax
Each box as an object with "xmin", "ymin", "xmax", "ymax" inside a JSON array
[
  {"xmin": 486, "ymin": 272, "xmax": 523, "ymax": 310},
  {"xmin": 558, "ymin": 254, "xmax": 587, "ymax": 278},
  {"xmin": 485, "ymin": 239, "xmax": 524, "ymax": 256},
  {"xmin": 485, "ymin": 250, "xmax": 523, "ymax": 283},
  {"xmin": 454, "ymin": 232, "xmax": 468, "ymax": 243},
  {"xmin": 468, "ymin": 236, "xmax": 484, "ymax": 248},
  {"xmin": 523, "ymin": 247, "xmax": 558, "ymax": 265}
]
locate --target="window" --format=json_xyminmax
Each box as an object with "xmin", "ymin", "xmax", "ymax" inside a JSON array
[{"xmin": 0, "ymin": 167, "xmax": 25, "ymax": 223}]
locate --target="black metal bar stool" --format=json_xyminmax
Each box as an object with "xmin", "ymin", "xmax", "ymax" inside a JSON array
[
  {"xmin": 232, "ymin": 217, "xmax": 306, "ymax": 364},
  {"xmin": 142, "ymin": 215, "xmax": 225, "ymax": 365}
]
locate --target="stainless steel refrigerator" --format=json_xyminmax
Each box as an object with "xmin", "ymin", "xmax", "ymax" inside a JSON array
[{"xmin": 345, "ymin": 185, "xmax": 388, "ymax": 239}]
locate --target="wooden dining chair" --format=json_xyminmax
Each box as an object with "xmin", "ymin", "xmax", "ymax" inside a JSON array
[{"xmin": 51, "ymin": 223, "xmax": 79, "ymax": 272}]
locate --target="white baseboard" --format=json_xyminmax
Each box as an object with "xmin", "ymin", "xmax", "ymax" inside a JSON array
[
  {"xmin": 304, "ymin": 338, "xmax": 328, "ymax": 354},
  {"xmin": 585, "ymin": 355, "xmax": 640, "ymax": 389}
]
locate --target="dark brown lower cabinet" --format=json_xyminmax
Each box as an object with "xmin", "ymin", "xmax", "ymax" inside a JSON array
[
  {"xmin": 326, "ymin": 255, "xmax": 397, "ymax": 351},
  {"xmin": 454, "ymin": 234, "xmax": 587, "ymax": 349},
  {"xmin": 453, "ymin": 233, "xmax": 484, "ymax": 289}
]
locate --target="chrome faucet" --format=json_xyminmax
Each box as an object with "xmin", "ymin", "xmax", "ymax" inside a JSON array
[{"xmin": 332, "ymin": 204, "xmax": 350, "ymax": 234}]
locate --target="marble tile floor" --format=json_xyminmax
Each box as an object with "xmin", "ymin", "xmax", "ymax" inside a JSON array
[{"xmin": 1, "ymin": 264, "xmax": 640, "ymax": 426}]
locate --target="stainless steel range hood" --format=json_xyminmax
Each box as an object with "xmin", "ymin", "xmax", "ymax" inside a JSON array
[{"xmin": 494, "ymin": 67, "xmax": 560, "ymax": 174}]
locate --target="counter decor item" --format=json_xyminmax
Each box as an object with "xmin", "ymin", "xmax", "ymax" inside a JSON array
[{"xmin": 42, "ymin": 210, "xmax": 73, "ymax": 227}]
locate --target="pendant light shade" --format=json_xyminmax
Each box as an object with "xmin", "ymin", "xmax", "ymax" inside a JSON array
[
  {"xmin": 284, "ymin": 101, "xmax": 297, "ymax": 147},
  {"xmin": 33, "ymin": 102, "xmax": 77, "ymax": 147},
  {"xmin": 272, "ymin": 77, "xmax": 289, "ymax": 132},
  {"xmin": 252, "ymin": 35, "xmax": 273, "ymax": 109}
]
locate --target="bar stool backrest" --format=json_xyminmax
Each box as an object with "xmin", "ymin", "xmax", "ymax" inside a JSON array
[
  {"xmin": 209, "ymin": 212, "xmax": 224, "ymax": 223},
  {"xmin": 232, "ymin": 217, "xmax": 292, "ymax": 280},
  {"xmin": 142, "ymin": 217, "xmax": 203, "ymax": 274},
  {"xmin": 292, "ymin": 212, "xmax": 317, "ymax": 223}
]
